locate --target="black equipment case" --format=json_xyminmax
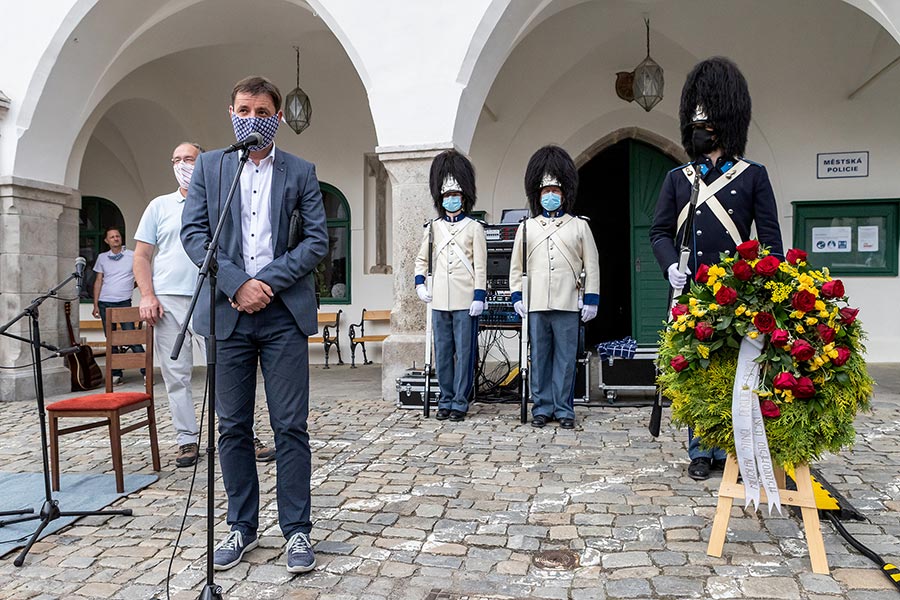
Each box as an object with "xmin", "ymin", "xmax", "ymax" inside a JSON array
[{"xmin": 395, "ymin": 369, "xmax": 440, "ymax": 409}]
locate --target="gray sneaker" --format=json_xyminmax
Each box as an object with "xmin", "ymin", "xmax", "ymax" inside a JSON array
[
  {"xmin": 285, "ymin": 532, "xmax": 316, "ymax": 573},
  {"xmin": 213, "ymin": 530, "xmax": 258, "ymax": 571}
]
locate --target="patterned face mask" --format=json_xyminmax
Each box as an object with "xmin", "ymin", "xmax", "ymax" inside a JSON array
[
  {"xmin": 173, "ymin": 161, "xmax": 194, "ymax": 190},
  {"xmin": 230, "ymin": 113, "xmax": 280, "ymax": 151}
]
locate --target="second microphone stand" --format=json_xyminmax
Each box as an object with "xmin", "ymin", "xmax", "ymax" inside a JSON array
[{"xmin": 0, "ymin": 273, "xmax": 133, "ymax": 567}]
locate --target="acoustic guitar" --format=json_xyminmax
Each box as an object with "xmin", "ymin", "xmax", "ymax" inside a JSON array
[{"xmin": 63, "ymin": 301, "xmax": 104, "ymax": 391}]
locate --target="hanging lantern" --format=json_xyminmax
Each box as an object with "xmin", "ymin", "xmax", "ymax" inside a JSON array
[
  {"xmin": 632, "ymin": 18, "xmax": 664, "ymax": 112},
  {"xmin": 285, "ymin": 46, "xmax": 312, "ymax": 134}
]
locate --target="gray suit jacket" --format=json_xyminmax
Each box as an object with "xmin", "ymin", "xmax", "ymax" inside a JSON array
[{"xmin": 181, "ymin": 147, "xmax": 328, "ymax": 339}]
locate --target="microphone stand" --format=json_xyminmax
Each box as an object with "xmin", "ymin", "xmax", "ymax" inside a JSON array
[
  {"xmin": 171, "ymin": 147, "xmax": 251, "ymax": 600},
  {"xmin": 0, "ymin": 271, "xmax": 133, "ymax": 567}
]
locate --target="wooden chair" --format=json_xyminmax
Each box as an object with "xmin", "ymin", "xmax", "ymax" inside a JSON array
[
  {"xmin": 348, "ymin": 309, "xmax": 390, "ymax": 367},
  {"xmin": 47, "ymin": 307, "xmax": 160, "ymax": 493},
  {"xmin": 309, "ymin": 310, "xmax": 343, "ymax": 368}
]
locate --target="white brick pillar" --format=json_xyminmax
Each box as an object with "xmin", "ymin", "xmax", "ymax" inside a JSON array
[
  {"xmin": 378, "ymin": 148, "xmax": 447, "ymax": 402},
  {"xmin": 0, "ymin": 177, "xmax": 80, "ymax": 400}
]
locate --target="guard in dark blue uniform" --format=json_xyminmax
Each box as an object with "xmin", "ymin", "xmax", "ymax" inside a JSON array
[{"xmin": 649, "ymin": 56, "xmax": 784, "ymax": 481}]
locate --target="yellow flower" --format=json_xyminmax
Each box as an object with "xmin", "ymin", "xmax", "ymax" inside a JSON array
[
  {"xmin": 795, "ymin": 324, "xmax": 805, "ymax": 334},
  {"xmin": 790, "ymin": 310, "xmax": 806, "ymax": 319},
  {"xmin": 827, "ymin": 348, "xmax": 839, "ymax": 359},
  {"xmin": 708, "ymin": 303, "xmax": 720, "ymax": 312},
  {"xmin": 748, "ymin": 331, "xmax": 759, "ymax": 339},
  {"xmin": 677, "ymin": 324, "xmax": 687, "ymax": 332},
  {"xmin": 782, "ymin": 390, "xmax": 794, "ymax": 403},
  {"xmin": 712, "ymin": 282, "xmax": 722, "ymax": 294},
  {"xmin": 735, "ymin": 305, "xmax": 747, "ymax": 316},
  {"xmin": 689, "ymin": 298, "xmax": 699, "ymax": 307},
  {"xmin": 690, "ymin": 307, "xmax": 706, "ymax": 318},
  {"xmin": 814, "ymin": 300, "xmax": 826, "ymax": 311},
  {"xmin": 805, "ymin": 316, "xmax": 818, "ymax": 325},
  {"xmin": 697, "ymin": 345, "xmax": 710, "ymax": 359},
  {"xmin": 676, "ymin": 314, "xmax": 687, "ymax": 324},
  {"xmin": 687, "ymin": 319, "xmax": 696, "ymax": 328}
]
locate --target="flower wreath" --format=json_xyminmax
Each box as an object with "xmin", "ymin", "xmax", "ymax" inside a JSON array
[{"xmin": 657, "ymin": 240, "xmax": 873, "ymax": 467}]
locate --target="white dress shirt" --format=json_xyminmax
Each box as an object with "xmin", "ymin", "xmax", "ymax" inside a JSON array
[{"xmin": 240, "ymin": 145, "xmax": 276, "ymax": 277}]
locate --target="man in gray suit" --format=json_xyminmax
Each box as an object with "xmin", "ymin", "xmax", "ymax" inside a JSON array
[{"xmin": 181, "ymin": 76, "xmax": 328, "ymax": 574}]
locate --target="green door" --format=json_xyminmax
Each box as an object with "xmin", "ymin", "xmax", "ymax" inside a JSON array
[{"xmin": 629, "ymin": 141, "xmax": 679, "ymax": 345}]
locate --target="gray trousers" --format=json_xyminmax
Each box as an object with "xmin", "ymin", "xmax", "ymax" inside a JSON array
[
  {"xmin": 528, "ymin": 310, "xmax": 579, "ymax": 420},
  {"xmin": 432, "ymin": 309, "xmax": 478, "ymax": 413},
  {"xmin": 153, "ymin": 295, "xmax": 202, "ymax": 446}
]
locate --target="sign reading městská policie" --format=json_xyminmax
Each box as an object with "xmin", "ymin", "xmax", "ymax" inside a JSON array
[{"xmin": 817, "ymin": 151, "xmax": 869, "ymax": 179}]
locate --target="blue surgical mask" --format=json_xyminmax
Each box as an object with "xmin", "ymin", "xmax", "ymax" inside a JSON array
[
  {"xmin": 442, "ymin": 195, "xmax": 462, "ymax": 213},
  {"xmin": 540, "ymin": 192, "xmax": 562, "ymax": 212}
]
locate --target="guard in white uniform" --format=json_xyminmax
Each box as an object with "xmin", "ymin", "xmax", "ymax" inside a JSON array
[
  {"xmin": 414, "ymin": 150, "xmax": 487, "ymax": 422},
  {"xmin": 509, "ymin": 146, "xmax": 600, "ymax": 429}
]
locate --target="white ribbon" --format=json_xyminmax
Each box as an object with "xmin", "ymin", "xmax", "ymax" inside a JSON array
[{"xmin": 731, "ymin": 335, "xmax": 782, "ymax": 515}]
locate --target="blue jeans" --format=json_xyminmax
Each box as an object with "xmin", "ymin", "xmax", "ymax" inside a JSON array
[
  {"xmin": 97, "ymin": 299, "xmax": 145, "ymax": 378},
  {"xmin": 432, "ymin": 309, "xmax": 478, "ymax": 413},
  {"xmin": 528, "ymin": 311, "xmax": 579, "ymax": 421},
  {"xmin": 216, "ymin": 298, "xmax": 311, "ymax": 540},
  {"xmin": 688, "ymin": 428, "xmax": 726, "ymax": 460}
]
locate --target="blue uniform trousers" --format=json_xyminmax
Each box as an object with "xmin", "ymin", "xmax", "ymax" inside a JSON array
[
  {"xmin": 528, "ymin": 310, "xmax": 579, "ymax": 420},
  {"xmin": 216, "ymin": 298, "xmax": 312, "ymax": 540},
  {"xmin": 688, "ymin": 428, "xmax": 727, "ymax": 461},
  {"xmin": 432, "ymin": 309, "xmax": 478, "ymax": 413}
]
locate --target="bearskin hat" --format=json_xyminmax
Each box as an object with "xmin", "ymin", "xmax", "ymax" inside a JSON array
[
  {"xmin": 524, "ymin": 145, "xmax": 578, "ymax": 215},
  {"xmin": 429, "ymin": 150, "xmax": 476, "ymax": 215},
  {"xmin": 679, "ymin": 56, "xmax": 751, "ymax": 160}
]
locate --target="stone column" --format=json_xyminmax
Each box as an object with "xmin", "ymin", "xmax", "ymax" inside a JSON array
[
  {"xmin": 378, "ymin": 148, "xmax": 445, "ymax": 401},
  {"xmin": 0, "ymin": 177, "xmax": 80, "ymax": 401}
]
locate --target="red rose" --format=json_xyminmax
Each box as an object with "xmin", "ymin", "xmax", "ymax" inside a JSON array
[
  {"xmin": 753, "ymin": 312, "xmax": 776, "ymax": 333},
  {"xmin": 791, "ymin": 290, "xmax": 817, "ymax": 313},
  {"xmin": 695, "ymin": 263, "xmax": 710, "ymax": 284},
  {"xmin": 786, "ymin": 248, "xmax": 808, "ymax": 265},
  {"xmin": 771, "ymin": 329, "xmax": 790, "ymax": 346},
  {"xmin": 793, "ymin": 376, "xmax": 816, "ymax": 399},
  {"xmin": 736, "ymin": 240, "xmax": 760, "ymax": 260},
  {"xmin": 833, "ymin": 346, "xmax": 851, "ymax": 367},
  {"xmin": 790, "ymin": 339, "xmax": 816, "ymax": 361},
  {"xmin": 754, "ymin": 255, "xmax": 781, "ymax": 277},
  {"xmin": 760, "ymin": 399, "xmax": 781, "ymax": 418},
  {"xmin": 839, "ymin": 307, "xmax": 859, "ymax": 325},
  {"xmin": 715, "ymin": 286, "xmax": 738, "ymax": 306},
  {"xmin": 773, "ymin": 372, "xmax": 798, "ymax": 390},
  {"xmin": 670, "ymin": 355, "xmax": 689, "ymax": 372},
  {"xmin": 821, "ymin": 280, "xmax": 845, "ymax": 299},
  {"xmin": 732, "ymin": 260, "xmax": 753, "ymax": 281},
  {"xmin": 816, "ymin": 324, "xmax": 835, "ymax": 344},
  {"xmin": 671, "ymin": 304, "xmax": 689, "ymax": 319},
  {"xmin": 694, "ymin": 322, "xmax": 714, "ymax": 341}
]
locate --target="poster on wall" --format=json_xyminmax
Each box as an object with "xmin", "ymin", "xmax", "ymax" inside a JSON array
[
  {"xmin": 812, "ymin": 226, "xmax": 851, "ymax": 253},
  {"xmin": 858, "ymin": 225, "xmax": 879, "ymax": 252}
]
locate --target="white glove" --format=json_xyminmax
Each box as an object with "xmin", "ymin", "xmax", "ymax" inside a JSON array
[
  {"xmin": 469, "ymin": 300, "xmax": 485, "ymax": 317},
  {"xmin": 513, "ymin": 300, "xmax": 527, "ymax": 318},
  {"xmin": 578, "ymin": 298, "xmax": 584, "ymax": 309},
  {"xmin": 581, "ymin": 304, "xmax": 598, "ymax": 322},
  {"xmin": 667, "ymin": 262, "xmax": 690, "ymax": 290},
  {"xmin": 416, "ymin": 284, "xmax": 432, "ymax": 303}
]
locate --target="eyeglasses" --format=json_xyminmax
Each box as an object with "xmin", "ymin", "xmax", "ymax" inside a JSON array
[{"xmin": 171, "ymin": 157, "xmax": 197, "ymax": 164}]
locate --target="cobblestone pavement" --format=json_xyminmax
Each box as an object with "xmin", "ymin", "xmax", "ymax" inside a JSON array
[{"xmin": 0, "ymin": 363, "xmax": 897, "ymax": 600}]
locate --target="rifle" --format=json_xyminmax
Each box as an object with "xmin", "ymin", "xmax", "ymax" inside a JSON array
[
  {"xmin": 423, "ymin": 221, "xmax": 434, "ymax": 418},
  {"xmin": 649, "ymin": 164, "xmax": 701, "ymax": 437},
  {"xmin": 519, "ymin": 219, "xmax": 529, "ymax": 424}
]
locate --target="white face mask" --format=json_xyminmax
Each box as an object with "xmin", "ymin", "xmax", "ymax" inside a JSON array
[{"xmin": 173, "ymin": 161, "xmax": 194, "ymax": 190}]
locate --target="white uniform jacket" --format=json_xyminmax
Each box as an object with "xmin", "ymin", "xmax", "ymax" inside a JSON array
[
  {"xmin": 509, "ymin": 213, "xmax": 600, "ymax": 312},
  {"xmin": 415, "ymin": 216, "xmax": 487, "ymax": 311}
]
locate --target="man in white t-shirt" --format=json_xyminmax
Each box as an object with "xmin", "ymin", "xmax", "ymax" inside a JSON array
[
  {"xmin": 92, "ymin": 226, "xmax": 145, "ymax": 385},
  {"xmin": 134, "ymin": 142, "xmax": 275, "ymax": 468}
]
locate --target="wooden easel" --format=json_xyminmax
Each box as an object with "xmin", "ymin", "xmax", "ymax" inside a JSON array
[{"xmin": 707, "ymin": 455, "xmax": 829, "ymax": 574}]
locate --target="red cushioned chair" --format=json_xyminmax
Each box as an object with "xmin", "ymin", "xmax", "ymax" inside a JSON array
[{"xmin": 47, "ymin": 307, "xmax": 160, "ymax": 493}]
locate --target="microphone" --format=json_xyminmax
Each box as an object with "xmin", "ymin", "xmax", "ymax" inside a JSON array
[
  {"xmin": 74, "ymin": 256, "xmax": 87, "ymax": 297},
  {"xmin": 224, "ymin": 132, "xmax": 263, "ymax": 154}
]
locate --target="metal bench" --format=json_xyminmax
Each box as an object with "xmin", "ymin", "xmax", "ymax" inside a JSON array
[
  {"xmin": 309, "ymin": 310, "xmax": 343, "ymax": 368},
  {"xmin": 348, "ymin": 309, "xmax": 390, "ymax": 367}
]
